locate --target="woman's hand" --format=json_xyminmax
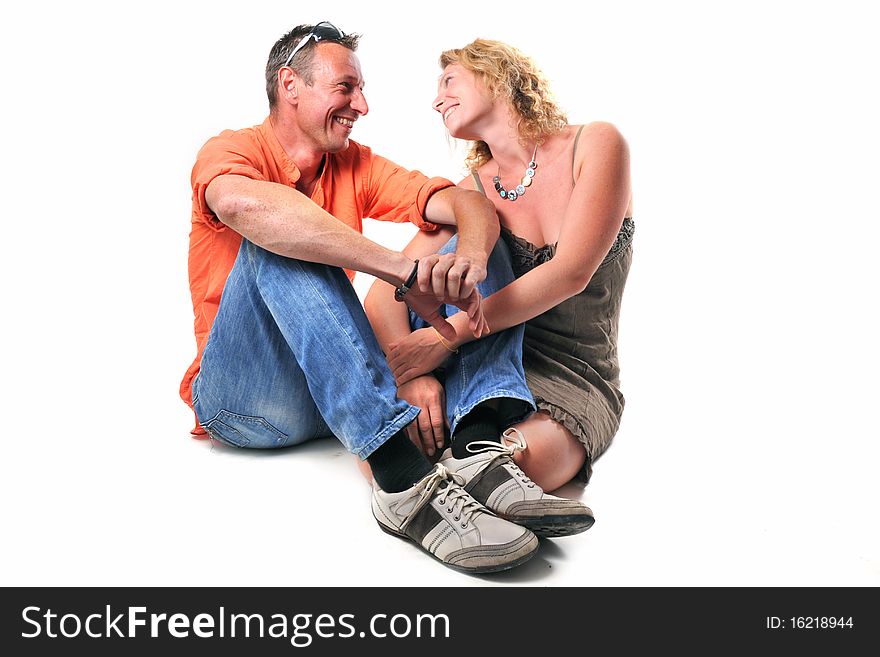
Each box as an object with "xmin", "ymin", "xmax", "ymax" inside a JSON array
[
  {"xmin": 397, "ymin": 375, "xmax": 449, "ymax": 456},
  {"xmin": 405, "ymin": 282, "xmax": 488, "ymax": 340},
  {"xmin": 388, "ymin": 328, "xmax": 452, "ymax": 385}
]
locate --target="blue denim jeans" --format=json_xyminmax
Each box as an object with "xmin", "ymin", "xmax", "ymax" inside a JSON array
[{"xmin": 191, "ymin": 236, "xmax": 534, "ymax": 458}]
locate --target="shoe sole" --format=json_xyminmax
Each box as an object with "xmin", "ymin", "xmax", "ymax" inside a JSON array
[
  {"xmin": 508, "ymin": 513, "xmax": 595, "ymax": 538},
  {"xmin": 375, "ymin": 521, "xmax": 539, "ymax": 574}
]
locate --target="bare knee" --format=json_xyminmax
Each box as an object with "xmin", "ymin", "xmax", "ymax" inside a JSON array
[{"xmin": 509, "ymin": 413, "xmax": 586, "ymax": 491}]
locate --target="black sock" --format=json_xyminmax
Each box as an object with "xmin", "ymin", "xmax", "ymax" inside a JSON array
[
  {"xmin": 367, "ymin": 429, "xmax": 433, "ymax": 493},
  {"xmin": 451, "ymin": 404, "xmax": 500, "ymax": 459}
]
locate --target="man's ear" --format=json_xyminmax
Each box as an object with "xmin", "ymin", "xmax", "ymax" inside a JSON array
[{"xmin": 279, "ymin": 67, "xmax": 299, "ymax": 102}]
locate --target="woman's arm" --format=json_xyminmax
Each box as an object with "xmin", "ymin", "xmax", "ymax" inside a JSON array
[{"xmin": 386, "ymin": 123, "xmax": 630, "ymax": 384}]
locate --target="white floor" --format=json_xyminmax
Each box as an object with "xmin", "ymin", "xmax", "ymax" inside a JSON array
[{"xmin": 4, "ymin": 373, "xmax": 877, "ymax": 587}]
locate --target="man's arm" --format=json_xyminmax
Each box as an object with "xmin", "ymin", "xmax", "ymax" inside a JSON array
[
  {"xmin": 419, "ymin": 186, "xmax": 500, "ymax": 302},
  {"xmin": 206, "ymin": 174, "xmax": 413, "ymax": 286},
  {"xmin": 205, "ymin": 173, "xmax": 469, "ymax": 340}
]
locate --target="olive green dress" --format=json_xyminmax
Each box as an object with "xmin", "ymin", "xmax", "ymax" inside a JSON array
[{"xmin": 472, "ymin": 128, "xmax": 634, "ymax": 482}]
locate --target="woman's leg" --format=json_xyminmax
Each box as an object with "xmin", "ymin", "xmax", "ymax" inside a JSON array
[{"xmin": 509, "ymin": 412, "xmax": 587, "ymax": 492}]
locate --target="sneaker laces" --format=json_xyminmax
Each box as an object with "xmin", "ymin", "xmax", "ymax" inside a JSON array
[
  {"xmin": 465, "ymin": 427, "xmax": 537, "ymax": 489},
  {"xmin": 399, "ymin": 465, "xmax": 485, "ymax": 531}
]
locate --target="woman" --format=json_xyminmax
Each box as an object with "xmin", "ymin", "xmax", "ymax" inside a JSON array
[{"xmin": 365, "ymin": 39, "xmax": 633, "ymax": 492}]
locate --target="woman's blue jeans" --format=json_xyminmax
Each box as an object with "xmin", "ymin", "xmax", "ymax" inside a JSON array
[{"xmin": 191, "ymin": 236, "xmax": 534, "ymax": 459}]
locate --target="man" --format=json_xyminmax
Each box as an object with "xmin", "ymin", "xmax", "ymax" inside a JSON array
[{"xmin": 180, "ymin": 22, "xmax": 538, "ymax": 573}]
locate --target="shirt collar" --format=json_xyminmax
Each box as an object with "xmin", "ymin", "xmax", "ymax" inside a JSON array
[{"xmin": 258, "ymin": 116, "xmax": 301, "ymax": 184}]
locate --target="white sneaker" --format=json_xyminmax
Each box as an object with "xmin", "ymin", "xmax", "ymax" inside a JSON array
[
  {"xmin": 371, "ymin": 464, "xmax": 539, "ymax": 574},
  {"xmin": 439, "ymin": 428, "xmax": 595, "ymax": 537}
]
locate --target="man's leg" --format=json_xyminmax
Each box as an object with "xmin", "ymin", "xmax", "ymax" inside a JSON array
[
  {"xmin": 193, "ymin": 238, "xmax": 419, "ymax": 457},
  {"xmin": 194, "ymin": 239, "xmax": 538, "ymax": 571}
]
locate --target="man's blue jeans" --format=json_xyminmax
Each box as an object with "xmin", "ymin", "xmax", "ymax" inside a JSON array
[{"xmin": 191, "ymin": 236, "xmax": 534, "ymax": 459}]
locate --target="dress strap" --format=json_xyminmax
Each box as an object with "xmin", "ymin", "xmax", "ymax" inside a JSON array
[
  {"xmin": 571, "ymin": 124, "xmax": 586, "ymax": 185},
  {"xmin": 471, "ymin": 171, "xmax": 486, "ymax": 195}
]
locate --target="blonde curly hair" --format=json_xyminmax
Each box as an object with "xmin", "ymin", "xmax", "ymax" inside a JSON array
[{"xmin": 439, "ymin": 39, "xmax": 568, "ymax": 172}]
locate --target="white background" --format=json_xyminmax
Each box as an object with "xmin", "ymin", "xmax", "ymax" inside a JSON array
[{"xmin": 1, "ymin": 0, "xmax": 877, "ymax": 587}]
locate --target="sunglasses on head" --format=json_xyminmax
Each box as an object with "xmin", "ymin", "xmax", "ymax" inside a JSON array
[{"xmin": 283, "ymin": 21, "xmax": 346, "ymax": 67}]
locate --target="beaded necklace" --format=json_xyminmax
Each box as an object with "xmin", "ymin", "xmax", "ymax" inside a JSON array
[{"xmin": 492, "ymin": 144, "xmax": 538, "ymax": 202}]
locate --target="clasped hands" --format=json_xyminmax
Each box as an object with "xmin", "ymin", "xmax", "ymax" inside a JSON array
[{"xmin": 401, "ymin": 251, "xmax": 490, "ymax": 344}]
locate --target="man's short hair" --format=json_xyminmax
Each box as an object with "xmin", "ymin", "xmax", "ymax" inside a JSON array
[{"xmin": 265, "ymin": 23, "xmax": 361, "ymax": 108}]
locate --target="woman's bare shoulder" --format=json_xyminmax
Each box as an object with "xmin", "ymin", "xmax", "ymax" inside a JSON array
[
  {"xmin": 572, "ymin": 122, "xmax": 629, "ymax": 175},
  {"xmin": 574, "ymin": 121, "xmax": 627, "ymax": 151}
]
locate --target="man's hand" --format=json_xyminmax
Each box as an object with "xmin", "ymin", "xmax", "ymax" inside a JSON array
[
  {"xmin": 402, "ymin": 252, "xmax": 489, "ymax": 339},
  {"xmin": 398, "ymin": 375, "xmax": 449, "ymax": 457},
  {"xmin": 417, "ymin": 252, "xmax": 488, "ymax": 304}
]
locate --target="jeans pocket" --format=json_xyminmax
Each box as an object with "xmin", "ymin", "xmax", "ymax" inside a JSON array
[{"xmin": 202, "ymin": 410, "xmax": 288, "ymax": 449}]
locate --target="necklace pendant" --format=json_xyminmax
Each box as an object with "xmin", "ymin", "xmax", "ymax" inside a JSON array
[{"xmin": 495, "ymin": 145, "xmax": 538, "ymax": 203}]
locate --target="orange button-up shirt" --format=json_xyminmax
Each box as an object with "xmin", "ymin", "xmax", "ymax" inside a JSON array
[{"xmin": 180, "ymin": 117, "xmax": 453, "ymax": 428}]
